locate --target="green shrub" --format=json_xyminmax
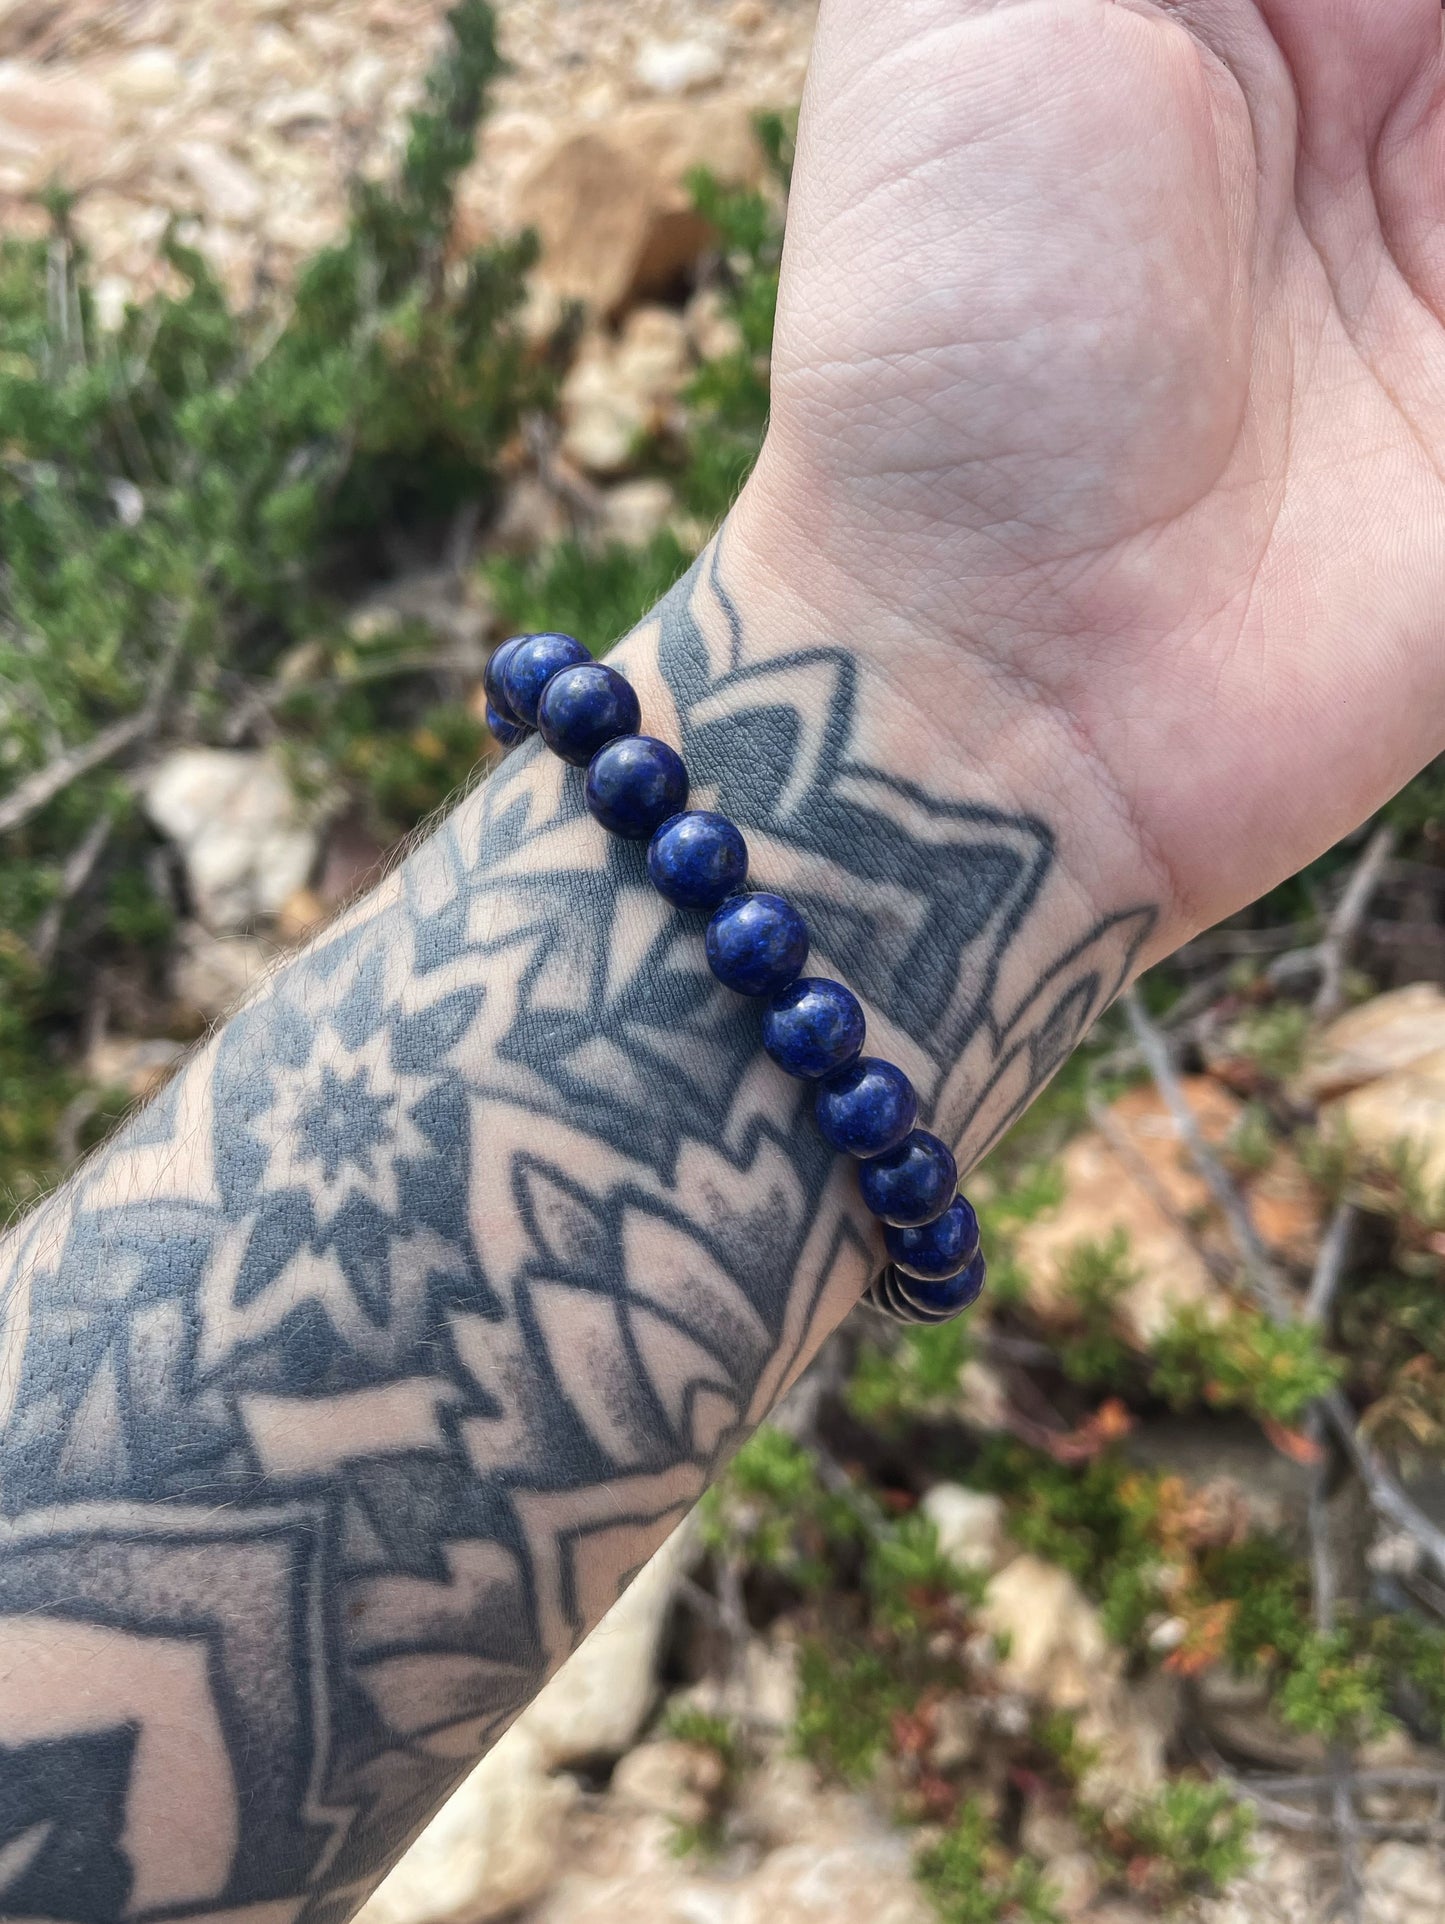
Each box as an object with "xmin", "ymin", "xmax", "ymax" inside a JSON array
[
  {"xmin": 1086, "ymin": 1780, "xmax": 1254, "ymax": 1905},
  {"xmin": 915, "ymin": 1801, "xmax": 1063, "ymax": 1924},
  {"xmin": 1150, "ymin": 1304, "xmax": 1343, "ymax": 1427},
  {"xmin": 0, "ymin": 0, "xmax": 544, "ymax": 1204},
  {"xmin": 846, "ymin": 1315, "xmax": 976, "ymax": 1427},
  {"xmin": 1056, "ymin": 1228, "xmax": 1137, "ymax": 1387},
  {"xmin": 793, "ymin": 1639, "xmax": 907, "ymax": 1785},
  {"xmin": 975, "ymin": 1442, "xmax": 1171, "ymax": 1652}
]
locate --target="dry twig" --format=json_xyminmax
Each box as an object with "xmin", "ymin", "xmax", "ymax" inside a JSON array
[
  {"xmin": 0, "ymin": 712, "xmax": 153, "ymax": 839},
  {"xmin": 1304, "ymin": 1202, "xmax": 1359, "ymax": 1329},
  {"xmin": 1, "ymin": 619, "xmax": 186, "ymax": 838},
  {"xmin": 30, "ymin": 807, "xmax": 114, "ymax": 968},
  {"xmin": 1122, "ymin": 989, "xmax": 1290, "ymax": 1318},
  {"xmin": 1312, "ymin": 824, "xmax": 1398, "ymax": 1021},
  {"xmin": 1325, "ymin": 1390, "xmax": 1445, "ymax": 1588}
]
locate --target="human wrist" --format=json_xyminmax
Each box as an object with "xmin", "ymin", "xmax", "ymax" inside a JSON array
[{"xmin": 602, "ymin": 522, "xmax": 1161, "ymax": 1170}]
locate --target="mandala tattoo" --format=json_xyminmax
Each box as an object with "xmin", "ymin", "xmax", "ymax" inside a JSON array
[{"xmin": 0, "ymin": 545, "xmax": 1155, "ymax": 1922}]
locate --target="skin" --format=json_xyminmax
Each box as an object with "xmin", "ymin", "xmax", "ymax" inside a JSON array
[{"xmin": 0, "ymin": 3, "xmax": 1442, "ymax": 1919}]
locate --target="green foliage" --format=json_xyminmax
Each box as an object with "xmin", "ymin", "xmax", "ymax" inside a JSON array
[
  {"xmin": 1369, "ymin": 1611, "xmax": 1445, "ymax": 1744},
  {"xmin": 1225, "ymin": 1100, "xmax": 1276, "ymax": 1177},
  {"xmin": 675, "ymin": 111, "xmax": 789, "ymax": 525},
  {"xmin": 793, "ymin": 1639, "xmax": 907, "ymax": 1785},
  {"xmin": 1200, "ymin": 1540, "xmax": 1391, "ymax": 1743},
  {"xmin": 486, "ymin": 530, "xmax": 695, "ymax": 658},
  {"xmin": 846, "ymin": 1315, "xmax": 975, "ymax": 1427},
  {"xmin": 660, "ymin": 1705, "xmax": 743, "ymax": 1859},
  {"xmin": 1226, "ymin": 1001, "xmax": 1312, "ymax": 1080},
  {"xmin": 1056, "ymin": 1229, "xmax": 1137, "ymax": 1387},
  {"xmin": 1272, "ymin": 1630, "xmax": 1390, "ymax": 1742},
  {"xmin": 915, "ymin": 1802, "xmax": 1063, "ymax": 1924},
  {"xmin": 865, "ymin": 1511, "xmax": 986, "ymax": 1631},
  {"xmin": 0, "ymin": 1, "xmax": 539, "ymax": 1202},
  {"xmin": 662, "ymin": 1703, "xmax": 742, "ymax": 1762},
  {"xmin": 975, "ymin": 1442, "xmax": 1170, "ymax": 1652},
  {"xmin": 1378, "ymin": 752, "xmax": 1445, "ymax": 835},
  {"xmin": 1149, "ymin": 1304, "xmax": 1343, "ymax": 1426},
  {"xmin": 1086, "ymin": 1781, "xmax": 1255, "ymax": 1905},
  {"xmin": 698, "ymin": 1427, "xmax": 861, "ymax": 1584}
]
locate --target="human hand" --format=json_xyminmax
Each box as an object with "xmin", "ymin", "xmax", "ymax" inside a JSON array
[{"xmin": 735, "ymin": 0, "xmax": 1445, "ymax": 952}]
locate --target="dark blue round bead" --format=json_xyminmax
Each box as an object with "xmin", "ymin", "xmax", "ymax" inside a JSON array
[
  {"xmin": 870, "ymin": 1266, "xmax": 964, "ymax": 1324},
  {"xmin": 762, "ymin": 977, "xmax": 865, "ymax": 1080},
  {"xmin": 705, "ymin": 892, "xmax": 809, "ymax": 997},
  {"xmin": 857, "ymin": 1130, "xmax": 958, "ymax": 1227},
  {"xmin": 486, "ymin": 701, "xmax": 528, "ymax": 749},
  {"xmin": 900, "ymin": 1248, "xmax": 987, "ymax": 1315},
  {"xmin": 884, "ymin": 1194, "xmax": 981, "ymax": 1281},
  {"xmin": 647, "ymin": 811, "xmax": 748, "ymax": 911},
  {"xmin": 484, "ymin": 635, "xmax": 528, "ymax": 726},
  {"xmin": 537, "ymin": 662, "xmax": 641, "ymax": 766},
  {"xmin": 815, "ymin": 1057, "xmax": 918, "ymax": 1159},
  {"xmin": 585, "ymin": 736, "xmax": 689, "ymax": 840},
  {"xmin": 502, "ymin": 631, "xmax": 590, "ymax": 728}
]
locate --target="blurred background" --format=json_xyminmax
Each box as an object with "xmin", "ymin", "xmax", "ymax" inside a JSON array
[{"xmin": 2, "ymin": 4, "xmax": 1445, "ymax": 1920}]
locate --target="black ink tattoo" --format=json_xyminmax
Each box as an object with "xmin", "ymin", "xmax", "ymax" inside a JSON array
[{"xmin": 0, "ymin": 544, "xmax": 1155, "ymax": 1922}]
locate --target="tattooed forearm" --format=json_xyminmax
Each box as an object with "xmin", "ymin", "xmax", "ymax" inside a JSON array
[{"xmin": 0, "ymin": 542, "xmax": 1154, "ymax": 1922}]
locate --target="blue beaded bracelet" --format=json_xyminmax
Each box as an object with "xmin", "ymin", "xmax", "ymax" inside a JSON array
[{"xmin": 487, "ymin": 633, "xmax": 987, "ymax": 1326}]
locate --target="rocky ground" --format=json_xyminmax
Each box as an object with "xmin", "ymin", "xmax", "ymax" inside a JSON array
[{"xmin": 0, "ymin": 0, "xmax": 813, "ymax": 315}]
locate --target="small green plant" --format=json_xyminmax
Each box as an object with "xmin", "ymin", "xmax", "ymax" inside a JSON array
[
  {"xmin": 660, "ymin": 1705, "xmax": 744, "ymax": 1860},
  {"xmin": 1149, "ymin": 1304, "xmax": 1343, "ymax": 1426},
  {"xmin": 1272, "ymin": 1629, "xmax": 1390, "ymax": 1743},
  {"xmin": 975, "ymin": 1442, "xmax": 1171, "ymax": 1653},
  {"xmin": 865, "ymin": 1510, "xmax": 986, "ymax": 1632},
  {"xmin": 915, "ymin": 1800, "xmax": 1063, "ymax": 1924},
  {"xmin": 1056, "ymin": 1228, "xmax": 1137, "ymax": 1387},
  {"xmin": 793, "ymin": 1639, "xmax": 908, "ymax": 1785},
  {"xmin": 1225, "ymin": 1100, "xmax": 1276, "ymax": 1176},
  {"xmin": 1227, "ymin": 1001, "xmax": 1312, "ymax": 1080},
  {"xmin": 698, "ymin": 1426, "xmax": 862, "ymax": 1584},
  {"xmin": 1086, "ymin": 1780, "xmax": 1254, "ymax": 1906},
  {"xmin": 846, "ymin": 1315, "xmax": 976, "ymax": 1427}
]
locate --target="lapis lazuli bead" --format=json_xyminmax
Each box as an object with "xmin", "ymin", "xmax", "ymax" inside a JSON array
[
  {"xmin": 884, "ymin": 1193, "xmax": 980, "ymax": 1281},
  {"xmin": 870, "ymin": 1266, "xmax": 962, "ymax": 1324},
  {"xmin": 815, "ymin": 1057, "xmax": 917, "ymax": 1159},
  {"xmin": 902, "ymin": 1248, "xmax": 987, "ymax": 1315},
  {"xmin": 537, "ymin": 662, "xmax": 641, "ymax": 766},
  {"xmin": 486, "ymin": 701, "xmax": 529, "ymax": 750},
  {"xmin": 647, "ymin": 811, "xmax": 748, "ymax": 911},
  {"xmin": 706, "ymin": 892, "xmax": 809, "ymax": 998},
  {"xmin": 585, "ymin": 736, "xmax": 689, "ymax": 840},
  {"xmin": 858, "ymin": 1129, "xmax": 958, "ymax": 1227},
  {"xmin": 762, "ymin": 977, "xmax": 865, "ymax": 1080},
  {"xmin": 484, "ymin": 635, "xmax": 528, "ymax": 727},
  {"xmin": 503, "ymin": 632, "xmax": 591, "ymax": 728}
]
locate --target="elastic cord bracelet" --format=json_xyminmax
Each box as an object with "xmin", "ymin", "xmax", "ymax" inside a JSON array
[{"xmin": 484, "ymin": 633, "xmax": 987, "ymax": 1327}]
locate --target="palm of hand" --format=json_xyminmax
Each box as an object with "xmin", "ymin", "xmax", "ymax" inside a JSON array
[{"xmin": 754, "ymin": 0, "xmax": 1445, "ymax": 940}]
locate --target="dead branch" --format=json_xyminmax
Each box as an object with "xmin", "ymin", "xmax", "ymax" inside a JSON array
[
  {"xmin": 1123, "ymin": 989, "xmax": 1290, "ymax": 1319},
  {"xmin": 1304, "ymin": 1202, "xmax": 1358, "ymax": 1329},
  {"xmin": 1325, "ymin": 1390, "xmax": 1445, "ymax": 1588},
  {"xmin": 30, "ymin": 807, "xmax": 114, "ymax": 968},
  {"xmin": 1, "ymin": 619, "xmax": 185, "ymax": 838},
  {"xmin": 0, "ymin": 711, "xmax": 151, "ymax": 839},
  {"xmin": 1312, "ymin": 824, "xmax": 1398, "ymax": 1021}
]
